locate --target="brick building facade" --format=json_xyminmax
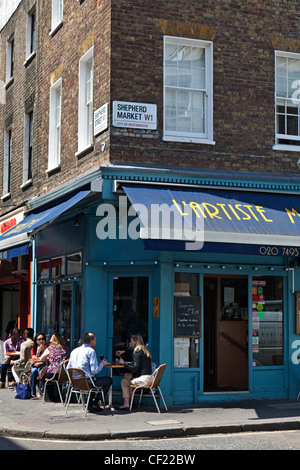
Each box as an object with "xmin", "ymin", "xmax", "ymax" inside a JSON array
[{"xmin": 1, "ymin": 1, "xmax": 300, "ymax": 402}]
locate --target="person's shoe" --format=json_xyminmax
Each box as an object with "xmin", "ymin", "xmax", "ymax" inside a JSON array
[
  {"xmin": 118, "ymin": 406, "xmax": 130, "ymax": 411},
  {"xmin": 0, "ymin": 382, "xmax": 5, "ymax": 389},
  {"xmin": 88, "ymin": 404, "xmax": 102, "ymax": 413}
]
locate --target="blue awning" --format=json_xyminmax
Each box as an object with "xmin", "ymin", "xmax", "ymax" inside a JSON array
[
  {"xmin": 0, "ymin": 243, "xmax": 29, "ymax": 261},
  {"xmin": 122, "ymin": 184, "xmax": 300, "ymax": 253},
  {"xmin": 0, "ymin": 191, "xmax": 91, "ymax": 253}
]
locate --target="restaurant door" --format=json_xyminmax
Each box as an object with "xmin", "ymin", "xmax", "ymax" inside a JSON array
[
  {"xmin": 204, "ymin": 275, "xmax": 248, "ymax": 392},
  {"xmin": 111, "ymin": 276, "xmax": 149, "ymax": 361}
]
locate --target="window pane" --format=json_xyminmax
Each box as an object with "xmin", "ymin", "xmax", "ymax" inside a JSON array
[
  {"xmin": 192, "ymin": 68, "xmax": 205, "ymax": 89},
  {"xmin": 52, "ymin": 257, "xmax": 65, "ymax": 279},
  {"xmin": 288, "ymin": 58, "xmax": 300, "ymax": 79},
  {"xmin": 287, "ymin": 114, "xmax": 298, "ymax": 135},
  {"xmin": 192, "ymin": 92, "xmax": 205, "ymax": 133},
  {"xmin": 178, "ymin": 66, "xmax": 192, "ymax": 88},
  {"xmin": 276, "ymin": 77, "xmax": 287, "ymax": 97},
  {"xmin": 165, "ymin": 65, "xmax": 177, "ymax": 86},
  {"xmin": 165, "ymin": 89, "xmax": 177, "ymax": 131},
  {"xmin": 42, "ymin": 286, "xmax": 53, "ymax": 342},
  {"xmin": 192, "ymin": 47, "xmax": 205, "ymax": 68},
  {"xmin": 252, "ymin": 277, "xmax": 283, "ymax": 367},
  {"xmin": 67, "ymin": 252, "xmax": 82, "ymax": 276},
  {"xmin": 165, "ymin": 44, "xmax": 177, "ymax": 66},
  {"xmin": 178, "ymin": 90, "xmax": 191, "ymax": 132},
  {"xmin": 177, "ymin": 46, "xmax": 191, "ymax": 68},
  {"xmin": 276, "ymin": 56, "xmax": 287, "ymax": 77},
  {"xmin": 174, "ymin": 273, "xmax": 200, "ymax": 368}
]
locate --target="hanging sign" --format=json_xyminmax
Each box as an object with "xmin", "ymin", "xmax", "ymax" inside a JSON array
[{"xmin": 113, "ymin": 101, "xmax": 157, "ymax": 129}]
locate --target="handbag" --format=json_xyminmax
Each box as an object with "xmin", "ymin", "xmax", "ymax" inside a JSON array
[{"xmin": 15, "ymin": 381, "xmax": 31, "ymax": 400}]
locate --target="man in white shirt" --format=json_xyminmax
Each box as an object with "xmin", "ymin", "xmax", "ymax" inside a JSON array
[{"xmin": 68, "ymin": 332, "xmax": 112, "ymax": 413}]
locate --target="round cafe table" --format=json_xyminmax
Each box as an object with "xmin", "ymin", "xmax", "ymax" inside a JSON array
[{"xmin": 104, "ymin": 362, "xmax": 125, "ymax": 408}]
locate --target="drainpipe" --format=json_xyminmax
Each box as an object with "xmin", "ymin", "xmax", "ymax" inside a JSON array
[{"xmin": 30, "ymin": 235, "xmax": 37, "ymax": 331}]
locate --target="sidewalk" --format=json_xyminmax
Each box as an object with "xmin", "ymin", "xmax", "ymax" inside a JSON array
[{"xmin": 1, "ymin": 387, "xmax": 300, "ymax": 441}]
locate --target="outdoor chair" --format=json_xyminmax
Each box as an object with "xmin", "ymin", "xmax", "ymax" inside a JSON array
[
  {"xmin": 129, "ymin": 363, "xmax": 168, "ymax": 413},
  {"xmin": 43, "ymin": 360, "xmax": 69, "ymax": 405},
  {"xmin": 64, "ymin": 367, "xmax": 105, "ymax": 417}
]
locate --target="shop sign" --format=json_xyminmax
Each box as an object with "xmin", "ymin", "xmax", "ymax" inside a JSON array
[
  {"xmin": 94, "ymin": 102, "xmax": 109, "ymax": 136},
  {"xmin": 153, "ymin": 297, "xmax": 159, "ymax": 318},
  {"xmin": 113, "ymin": 101, "xmax": 157, "ymax": 130},
  {"xmin": 0, "ymin": 211, "xmax": 24, "ymax": 234}
]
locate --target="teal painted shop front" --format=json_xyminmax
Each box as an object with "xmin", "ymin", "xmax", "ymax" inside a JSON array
[{"xmin": 29, "ymin": 168, "xmax": 300, "ymax": 405}]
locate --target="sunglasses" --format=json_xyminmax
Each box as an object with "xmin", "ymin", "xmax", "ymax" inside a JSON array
[{"xmin": 37, "ymin": 337, "xmax": 46, "ymax": 341}]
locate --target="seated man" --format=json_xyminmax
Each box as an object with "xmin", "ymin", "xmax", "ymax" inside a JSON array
[
  {"xmin": 11, "ymin": 328, "xmax": 34, "ymax": 382},
  {"xmin": 68, "ymin": 332, "xmax": 112, "ymax": 413},
  {"xmin": 0, "ymin": 328, "xmax": 24, "ymax": 388}
]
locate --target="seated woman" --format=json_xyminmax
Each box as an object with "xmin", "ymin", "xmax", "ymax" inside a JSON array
[
  {"xmin": 39, "ymin": 332, "xmax": 69, "ymax": 402},
  {"xmin": 29, "ymin": 333, "xmax": 48, "ymax": 399},
  {"xmin": 11, "ymin": 328, "xmax": 35, "ymax": 383},
  {"xmin": 118, "ymin": 333, "xmax": 152, "ymax": 410}
]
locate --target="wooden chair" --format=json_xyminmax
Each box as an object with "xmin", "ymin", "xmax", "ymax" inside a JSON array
[
  {"xmin": 64, "ymin": 367, "xmax": 105, "ymax": 417},
  {"xmin": 43, "ymin": 360, "xmax": 69, "ymax": 405},
  {"xmin": 129, "ymin": 364, "xmax": 168, "ymax": 413}
]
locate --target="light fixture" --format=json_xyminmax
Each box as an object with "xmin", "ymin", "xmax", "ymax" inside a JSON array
[{"xmin": 74, "ymin": 214, "xmax": 80, "ymax": 226}]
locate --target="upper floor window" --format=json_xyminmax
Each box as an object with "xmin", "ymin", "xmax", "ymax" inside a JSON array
[
  {"xmin": 48, "ymin": 78, "xmax": 62, "ymax": 172},
  {"xmin": 26, "ymin": 7, "xmax": 36, "ymax": 59},
  {"xmin": 51, "ymin": 0, "xmax": 63, "ymax": 33},
  {"xmin": 6, "ymin": 35, "xmax": 14, "ymax": 83},
  {"xmin": 163, "ymin": 36, "xmax": 214, "ymax": 145},
  {"xmin": 77, "ymin": 47, "xmax": 93, "ymax": 155},
  {"xmin": 274, "ymin": 51, "xmax": 300, "ymax": 151},
  {"xmin": 3, "ymin": 128, "xmax": 12, "ymax": 196},
  {"xmin": 22, "ymin": 110, "xmax": 33, "ymax": 185}
]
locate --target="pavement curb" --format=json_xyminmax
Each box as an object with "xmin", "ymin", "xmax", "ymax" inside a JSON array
[{"xmin": 1, "ymin": 420, "xmax": 300, "ymax": 441}]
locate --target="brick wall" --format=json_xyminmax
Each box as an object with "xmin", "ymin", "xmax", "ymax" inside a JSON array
[
  {"xmin": 110, "ymin": 0, "xmax": 300, "ymax": 173},
  {"xmin": 1, "ymin": 0, "xmax": 300, "ymax": 219}
]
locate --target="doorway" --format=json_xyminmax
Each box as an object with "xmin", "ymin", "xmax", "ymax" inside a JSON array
[
  {"xmin": 204, "ymin": 275, "xmax": 248, "ymax": 392},
  {"xmin": 112, "ymin": 276, "xmax": 149, "ymax": 360}
]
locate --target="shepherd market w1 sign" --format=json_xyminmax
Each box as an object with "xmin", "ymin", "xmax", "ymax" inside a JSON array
[{"xmin": 113, "ymin": 101, "xmax": 157, "ymax": 130}]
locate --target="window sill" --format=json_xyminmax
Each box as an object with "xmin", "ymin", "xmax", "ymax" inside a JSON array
[
  {"xmin": 163, "ymin": 136, "xmax": 215, "ymax": 145},
  {"xmin": 273, "ymin": 144, "xmax": 300, "ymax": 152},
  {"xmin": 1, "ymin": 193, "xmax": 11, "ymax": 201},
  {"xmin": 5, "ymin": 77, "xmax": 14, "ymax": 90},
  {"xmin": 20, "ymin": 178, "xmax": 32, "ymax": 190},
  {"xmin": 24, "ymin": 51, "xmax": 36, "ymax": 67},
  {"xmin": 75, "ymin": 143, "xmax": 94, "ymax": 158},
  {"xmin": 45, "ymin": 163, "xmax": 61, "ymax": 174},
  {"xmin": 49, "ymin": 20, "xmax": 63, "ymax": 37}
]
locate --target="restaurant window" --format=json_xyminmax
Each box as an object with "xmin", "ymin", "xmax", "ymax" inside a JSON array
[
  {"xmin": 38, "ymin": 253, "xmax": 82, "ymax": 347},
  {"xmin": 252, "ymin": 276, "xmax": 283, "ymax": 367},
  {"xmin": 174, "ymin": 272, "xmax": 200, "ymax": 368}
]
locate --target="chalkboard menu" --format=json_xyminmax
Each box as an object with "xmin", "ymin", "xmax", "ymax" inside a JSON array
[{"xmin": 174, "ymin": 296, "xmax": 201, "ymax": 337}]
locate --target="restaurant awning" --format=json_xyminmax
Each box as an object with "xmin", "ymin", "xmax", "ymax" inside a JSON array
[
  {"xmin": 0, "ymin": 190, "xmax": 91, "ymax": 253},
  {"xmin": 122, "ymin": 184, "xmax": 300, "ymax": 253}
]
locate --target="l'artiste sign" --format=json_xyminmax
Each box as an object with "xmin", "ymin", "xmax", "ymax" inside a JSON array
[{"xmin": 113, "ymin": 101, "xmax": 157, "ymax": 130}]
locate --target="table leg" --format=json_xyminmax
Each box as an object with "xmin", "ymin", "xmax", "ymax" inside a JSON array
[{"xmin": 108, "ymin": 368, "xmax": 113, "ymax": 408}]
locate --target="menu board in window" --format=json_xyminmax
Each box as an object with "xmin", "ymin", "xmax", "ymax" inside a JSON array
[{"xmin": 174, "ymin": 296, "xmax": 201, "ymax": 337}]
